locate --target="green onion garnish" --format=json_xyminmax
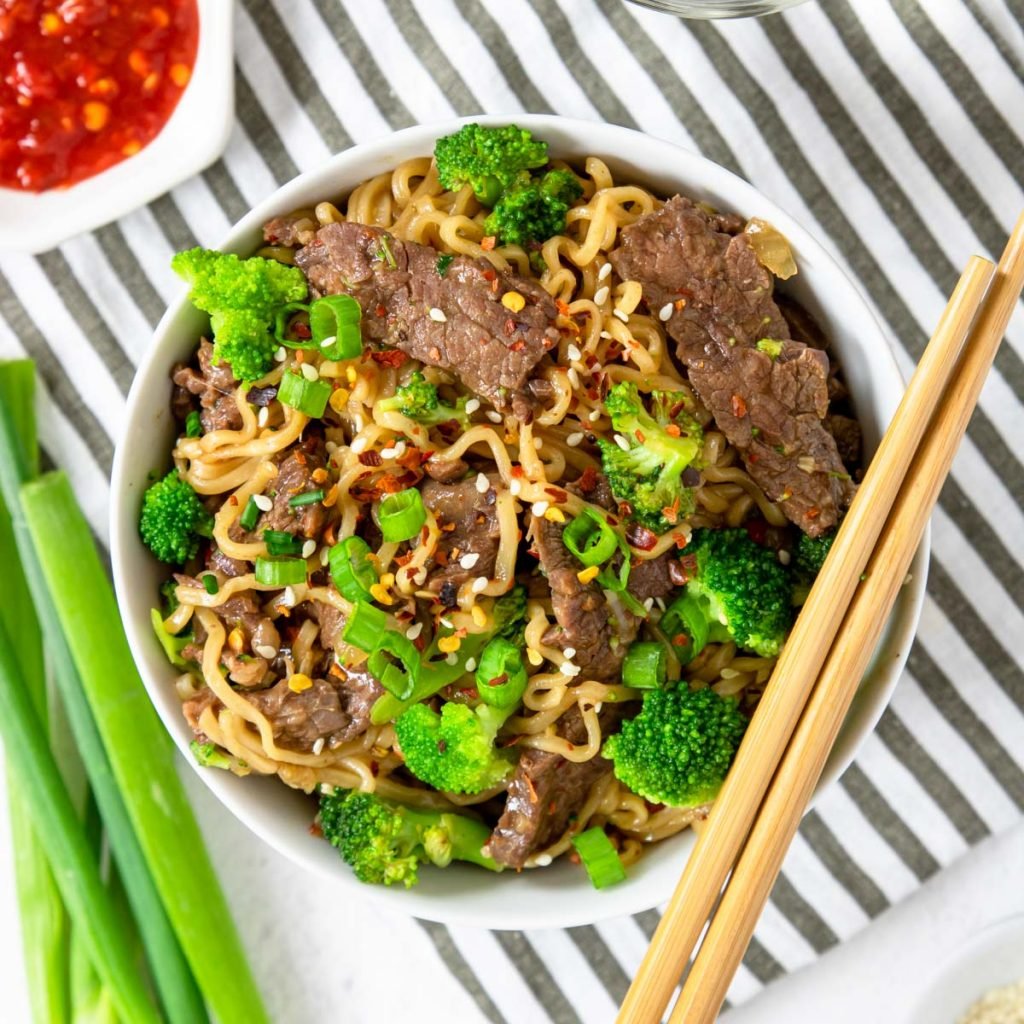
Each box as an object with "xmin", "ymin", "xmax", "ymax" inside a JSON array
[
  {"xmin": 661, "ymin": 592, "xmax": 711, "ymax": 666},
  {"xmin": 378, "ymin": 488, "xmax": 427, "ymax": 543},
  {"xmin": 436, "ymin": 253, "xmax": 454, "ymax": 276},
  {"xmin": 184, "ymin": 410, "xmax": 201, "ymax": 438},
  {"xmin": 376, "ymin": 235, "xmax": 397, "ymax": 269},
  {"xmin": 288, "ymin": 489, "xmax": 324, "ymax": 508},
  {"xmin": 277, "ymin": 371, "xmax": 332, "ymax": 418},
  {"xmin": 476, "ymin": 637, "xmax": 527, "ymax": 709},
  {"xmin": 621, "ymin": 641, "xmax": 667, "ymax": 690},
  {"xmin": 239, "ymin": 495, "xmax": 261, "ymax": 531},
  {"xmin": 254, "ymin": 556, "xmax": 307, "ymax": 587},
  {"xmin": 273, "ymin": 301, "xmax": 312, "ymax": 348},
  {"xmin": 201, "ymin": 574, "xmax": 219, "ymax": 596},
  {"xmin": 572, "ymin": 827, "xmax": 626, "ymax": 890},
  {"xmin": 328, "ymin": 536, "xmax": 378, "ymax": 603},
  {"xmin": 309, "ymin": 294, "xmax": 362, "ymax": 361},
  {"xmin": 263, "ymin": 530, "xmax": 302, "ymax": 556},
  {"xmin": 342, "ymin": 602, "xmax": 389, "ymax": 653},
  {"xmin": 563, "ymin": 507, "xmax": 619, "ymax": 566},
  {"xmin": 367, "ymin": 630, "xmax": 421, "ymax": 700}
]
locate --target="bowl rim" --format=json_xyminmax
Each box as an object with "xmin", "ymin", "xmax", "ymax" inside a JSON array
[{"xmin": 110, "ymin": 114, "xmax": 930, "ymax": 929}]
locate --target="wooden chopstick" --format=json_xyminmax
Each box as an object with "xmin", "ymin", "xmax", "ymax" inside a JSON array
[
  {"xmin": 617, "ymin": 252, "xmax": 999, "ymax": 1024},
  {"xmin": 670, "ymin": 214, "xmax": 1024, "ymax": 1023}
]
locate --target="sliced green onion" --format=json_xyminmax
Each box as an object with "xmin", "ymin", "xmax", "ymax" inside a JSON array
[
  {"xmin": 273, "ymin": 301, "xmax": 311, "ymax": 347},
  {"xmin": 563, "ymin": 508, "xmax": 619, "ymax": 566},
  {"xmin": 378, "ymin": 488, "xmax": 427, "ymax": 543},
  {"xmin": 150, "ymin": 608, "xmax": 191, "ymax": 668},
  {"xmin": 263, "ymin": 530, "xmax": 302, "ymax": 556},
  {"xmin": 571, "ymin": 827, "xmax": 626, "ymax": 890},
  {"xmin": 661, "ymin": 592, "xmax": 711, "ymax": 666},
  {"xmin": 329, "ymin": 536, "xmax": 378, "ymax": 603},
  {"xmin": 376, "ymin": 235, "xmax": 397, "ymax": 269},
  {"xmin": 368, "ymin": 631, "xmax": 421, "ymax": 700},
  {"xmin": 309, "ymin": 295, "xmax": 362, "ymax": 361},
  {"xmin": 288, "ymin": 489, "xmax": 324, "ymax": 508},
  {"xmin": 476, "ymin": 638, "xmax": 527, "ymax": 709},
  {"xmin": 239, "ymin": 495, "xmax": 260, "ymax": 531},
  {"xmin": 622, "ymin": 641, "xmax": 668, "ymax": 690},
  {"xmin": 277, "ymin": 370, "xmax": 332, "ymax": 418},
  {"xmin": 254, "ymin": 556, "xmax": 307, "ymax": 587},
  {"xmin": 342, "ymin": 602, "xmax": 389, "ymax": 653},
  {"xmin": 185, "ymin": 410, "xmax": 201, "ymax": 438},
  {"xmin": 201, "ymin": 574, "xmax": 219, "ymax": 596},
  {"xmin": 436, "ymin": 253, "xmax": 454, "ymax": 276}
]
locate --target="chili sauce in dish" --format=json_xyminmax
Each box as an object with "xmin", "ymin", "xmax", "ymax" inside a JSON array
[{"xmin": 0, "ymin": 1, "xmax": 199, "ymax": 192}]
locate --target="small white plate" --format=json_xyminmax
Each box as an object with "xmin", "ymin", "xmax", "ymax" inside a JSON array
[
  {"xmin": 906, "ymin": 915, "xmax": 1024, "ymax": 1023},
  {"xmin": 0, "ymin": 0, "xmax": 233, "ymax": 255}
]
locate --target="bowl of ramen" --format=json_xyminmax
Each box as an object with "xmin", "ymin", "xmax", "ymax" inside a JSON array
[{"xmin": 110, "ymin": 115, "xmax": 928, "ymax": 928}]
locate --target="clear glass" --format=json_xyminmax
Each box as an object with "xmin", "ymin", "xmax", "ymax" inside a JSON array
[{"xmin": 625, "ymin": 0, "xmax": 809, "ymax": 17}]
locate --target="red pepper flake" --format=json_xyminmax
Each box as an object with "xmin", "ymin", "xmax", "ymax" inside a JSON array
[
  {"xmin": 731, "ymin": 394, "xmax": 748, "ymax": 418},
  {"xmin": 745, "ymin": 518, "xmax": 769, "ymax": 546},
  {"xmin": 635, "ymin": 429, "xmax": 645, "ymax": 444},
  {"xmin": 394, "ymin": 551, "xmax": 414, "ymax": 567},
  {"xmin": 626, "ymin": 521, "xmax": 658, "ymax": 551},
  {"xmin": 369, "ymin": 348, "xmax": 408, "ymax": 368},
  {"xmin": 434, "ymin": 548, "xmax": 449, "ymax": 566},
  {"xmin": 228, "ymin": 494, "xmax": 239, "ymax": 506},
  {"xmin": 673, "ymin": 532, "xmax": 689, "ymax": 550},
  {"xmin": 671, "ymin": 633, "xmax": 690, "ymax": 647},
  {"xmin": 481, "ymin": 235, "xmax": 497, "ymax": 251},
  {"xmin": 294, "ymin": 451, "xmax": 307, "ymax": 466},
  {"xmin": 523, "ymin": 775, "xmax": 539, "ymax": 805},
  {"xmin": 358, "ymin": 450, "xmax": 383, "ymax": 467},
  {"xmin": 511, "ymin": 464, "xmax": 525, "ymax": 478},
  {"xmin": 482, "ymin": 269, "xmax": 496, "ymax": 282},
  {"xmin": 665, "ymin": 423, "xmax": 681, "ymax": 437},
  {"xmin": 806, "ymin": 506, "xmax": 821, "ymax": 520},
  {"xmin": 510, "ymin": 339, "xmax": 525, "ymax": 352},
  {"xmin": 555, "ymin": 299, "xmax": 571, "ymax": 317},
  {"xmin": 576, "ymin": 466, "xmax": 598, "ymax": 494},
  {"xmin": 375, "ymin": 303, "xmax": 387, "ymax": 318},
  {"xmin": 661, "ymin": 496, "xmax": 681, "ymax": 525},
  {"xmin": 429, "ymin": 346, "xmax": 441, "ymax": 361},
  {"xmin": 545, "ymin": 486, "xmax": 569, "ymax": 503},
  {"xmin": 504, "ymin": 318, "xmax": 516, "ymax": 337},
  {"xmin": 294, "ymin": 322, "xmax": 311, "ymax": 340}
]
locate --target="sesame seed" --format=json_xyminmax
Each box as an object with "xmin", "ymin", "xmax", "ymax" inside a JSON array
[
  {"xmin": 904, "ymin": 572, "xmax": 913, "ymax": 585},
  {"xmin": 613, "ymin": 308, "xmax": 629, "ymax": 323},
  {"xmin": 567, "ymin": 367, "xmax": 580, "ymax": 389},
  {"xmin": 254, "ymin": 644, "xmax": 278, "ymax": 660},
  {"xmin": 380, "ymin": 446, "xmax": 397, "ymax": 459},
  {"xmin": 445, "ymin": 652, "xmax": 459, "ymax": 665},
  {"xmin": 486, "ymin": 410, "xmax": 503, "ymax": 423},
  {"xmin": 273, "ymin": 347, "xmax": 287, "ymax": 362},
  {"xmin": 563, "ymin": 646, "xmax": 577, "ymax": 658},
  {"xmin": 509, "ymin": 478, "xmax": 522, "ymax": 496},
  {"xmin": 301, "ymin": 362, "xmax": 319, "ymax": 381},
  {"xmin": 465, "ymin": 398, "xmax": 481, "ymax": 414},
  {"xmin": 253, "ymin": 494, "xmax": 273, "ymax": 512},
  {"xmin": 659, "ymin": 303, "xmax": 674, "ymax": 322},
  {"xmin": 778, "ymin": 549, "xmax": 791, "ymax": 566},
  {"xmin": 393, "ymin": 441, "xmax": 407, "ymax": 459},
  {"xmin": 405, "ymin": 621, "xmax": 423, "ymax": 640},
  {"xmin": 459, "ymin": 552, "xmax": 480, "ymax": 570},
  {"xmin": 475, "ymin": 472, "xmax": 489, "ymax": 493},
  {"xmin": 797, "ymin": 455, "xmax": 817, "ymax": 473},
  {"xmin": 656, "ymin": 596, "xmax": 667, "ymax": 612},
  {"xmin": 567, "ymin": 343, "xmax": 582, "ymax": 362},
  {"xmin": 533, "ymin": 436, "xmax": 544, "ymax": 450},
  {"xmin": 302, "ymin": 539, "xmax": 316, "ymax": 559},
  {"xmin": 320, "ymin": 547, "xmax": 330, "ymax": 566},
  {"xmin": 589, "ymin": 408, "xmax": 602, "ymax": 422},
  {"xmin": 598, "ymin": 262, "xmax": 612, "ymax": 281},
  {"xmin": 319, "ymin": 335, "xmax": 337, "ymax": 349},
  {"xmin": 560, "ymin": 661, "xmax": 581, "ymax": 677},
  {"xmin": 614, "ymin": 433, "xmax": 631, "ymax": 451},
  {"xmin": 719, "ymin": 667, "xmax": 741, "ymax": 680},
  {"xmin": 465, "ymin": 657, "xmax": 477, "ymax": 672},
  {"xmin": 312, "ymin": 737, "xmax": 325, "ymax": 755},
  {"xmin": 534, "ymin": 854, "xmax": 553, "ymax": 867},
  {"xmin": 566, "ymin": 432, "xmax": 584, "ymax": 447},
  {"xmin": 593, "ymin": 286, "xmax": 610, "ymax": 306},
  {"xmin": 600, "ymin": 330, "xmax": 612, "ymax": 339},
  {"xmin": 350, "ymin": 437, "xmax": 367, "ymax": 454},
  {"xmin": 280, "ymin": 586, "xmax": 296, "ymax": 608},
  {"xmin": 429, "ymin": 307, "xmax": 447, "ymax": 322},
  {"xmin": 440, "ymin": 616, "xmax": 454, "ymax": 629},
  {"xmin": 531, "ymin": 500, "xmax": 549, "ymax": 516},
  {"xmin": 643, "ymin": 597, "xmax": 655, "ymax": 612},
  {"xmin": 471, "ymin": 577, "xmax": 489, "ymax": 593},
  {"xmin": 258, "ymin": 406, "xmax": 269, "ymax": 428}
]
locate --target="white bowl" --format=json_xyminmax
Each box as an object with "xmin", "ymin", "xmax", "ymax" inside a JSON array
[
  {"xmin": 110, "ymin": 115, "xmax": 929, "ymax": 929},
  {"xmin": 0, "ymin": 0, "xmax": 233, "ymax": 254}
]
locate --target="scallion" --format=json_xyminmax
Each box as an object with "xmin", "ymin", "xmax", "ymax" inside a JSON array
[
  {"xmin": 201, "ymin": 574, "xmax": 219, "ymax": 595},
  {"xmin": 476, "ymin": 638, "xmax": 527, "ymax": 708},
  {"xmin": 309, "ymin": 294, "xmax": 362, "ymax": 361},
  {"xmin": 184, "ymin": 410, "xmax": 201, "ymax": 438},
  {"xmin": 436, "ymin": 253, "xmax": 454, "ymax": 276},
  {"xmin": 288, "ymin": 489, "xmax": 324, "ymax": 508},
  {"xmin": 661, "ymin": 592, "xmax": 711, "ymax": 666},
  {"xmin": 378, "ymin": 488, "xmax": 427, "ymax": 543},
  {"xmin": 239, "ymin": 495, "xmax": 260, "ymax": 531},
  {"xmin": 329, "ymin": 536, "xmax": 378, "ymax": 603},
  {"xmin": 263, "ymin": 529, "xmax": 302, "ymax": 556},
  {"xmin": 621, "ymin": 641, "xmax": 668, "ymax": 690},
  {"xmin": 254, "ymin": 556, "xmax": 307, "ymax": 587},
  {"xmin": 277, "ymin": 370, "xmax": 332, "ymax": 418},
  {"xmin": 272, "ymin": 301, "xmax": 311, "ymax": 348},
  {"xmin": 342, "ymin": 602, "xmax": 389, "ymax": 653},
  {"xmin": 571, "ymin": 827, "xmax": 627, "ymax": 890},
  {"xmin": 368, "ymin": 631, "xmax": 421, "ymax": 700},
  {"xmin": 563, "ymin": 508, "xmax": 619, "ymax": 566}
]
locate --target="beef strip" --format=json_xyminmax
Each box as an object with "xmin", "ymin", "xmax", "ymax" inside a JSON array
[
  {"xmin": 609, "ymin": 196, "xmax": 854, "ymax": 536},
  {"xmin": 423, "ymin": 455, "xmax": 468, "ymax": 484},
  {"xmin": 257, "ymin": 434, "xmax": 328, "ymax": 540},
  {"xmin": 826, "ymin": 414, "xmax": 862, "ymax": 469},
  {"xmin": 310, "ymin": 599, "xmax": 347, "ymax": 654},
  {"xmin": 421, "ymin": 477, "xmax": 501, "ymax": 588},
  {"xmin": 488, "ymin": 703, "xmax": 629, "ymax": 869},
  {"xmin": 626, "ymin": 553, "xmax": 677, "ymax": 605},
  {"xmin": 208, "ymin": 548, "xmax": 248, "ymax": 578},
  {"xmin": 182, "ymin": 686, "xmax": 220, "ymax": 742},
  {"xmin": 263, "ymin": 212, "xmax": 317, "ymax": 248},
  {"xmin": 171, "ymin": 338, "xmax": 242, "ymax": 434},
  {"xmin": 295, "ymin": 222, "xmax": 560, "ymax": 409}
]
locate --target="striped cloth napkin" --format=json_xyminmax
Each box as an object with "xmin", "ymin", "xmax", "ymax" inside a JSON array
[{"xmin": 1, "ymin": 2, "xmax": 1022, "ymax": 1021}]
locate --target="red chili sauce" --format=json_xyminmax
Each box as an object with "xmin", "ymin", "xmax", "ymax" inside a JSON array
[{"xmin": 0, "ymin": 1, "xmax": 199, "ymax": 192}]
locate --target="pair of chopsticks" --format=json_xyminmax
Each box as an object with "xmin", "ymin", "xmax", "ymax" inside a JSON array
[{"xmin": 619, "ymin": 212, "xmax": 1024, "ymax": 1024}]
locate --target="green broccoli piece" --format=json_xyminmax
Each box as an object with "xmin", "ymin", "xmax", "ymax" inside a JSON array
[
  {"xmin": 669, "ymin": 528, "xmax": 792, "ymax": 659},
  {"xmin": 603, "ymin": 685, "xmax": 748, "ymax": 807},
  {"xmin": 377, "ymin": 372, "xmax": 472, "ymax": 428},
  {"xmin": 795, "ymin": 530, "xmax": 834, "ymax": 579},
  {"xmin": 490, "ymin": 583, "xmax": 527, "ymax": 643},
  {"xmin": 139, "ymin": 470, "xmax": 212, "ymax": 565},
  {"xmin": 434, "ymin": 123, "xmax": 549, "ymax": 206},
  {"xmin": 189, "ymin": 741, "xmax": 232, "ymax": 771},
  {"xmin": 596, "ymin": 381, "xmax": 703, "ymax": 533},
  {"xmin": 483, "ymin": 168, "xmax": 583, "ymax": 247},
  {"xmin": 319, "ymin": 789, "xmax": 501, "ymax": 887},
  {"xmin": 171, "ymin": 247, "xmax": 308, "ymax": 381}
]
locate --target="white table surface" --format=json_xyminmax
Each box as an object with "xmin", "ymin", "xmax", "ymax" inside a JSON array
[{"xmin": 3, "ymin": 744, "xmax": 1022, "ymax": 1024}]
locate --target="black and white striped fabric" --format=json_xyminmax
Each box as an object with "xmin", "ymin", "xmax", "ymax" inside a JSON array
[{"xmin": 1, "ymin": 2, "xmax": 1021, "ymax": 1021}]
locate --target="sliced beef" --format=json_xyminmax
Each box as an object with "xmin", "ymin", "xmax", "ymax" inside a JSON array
[
  {"xmin": 171, "ymin": 339, "xmax": 243, "ymax": 434},
  {"xmin": 182, "ymin": 686, "xmax": 220, "ymax": 742},
  {"xmin": 488, "ymin": 703, "xmax": 629, "ymax": 869},
  {"xmin": 626, "ymin": 552, "xmax": 677, "ymax": 605},
  {"xmin": 826, "ymin": 414, "xmax": 862, "ymax": 469},
  {"xmin": 423, "ymin": 455, "xmax": 468, "ymax": 484},
  {"xmin": 216, "ymin": 593, "xmax": 281, "ymax": 659},
  {"xmin": 263, "ymin": 212, "xmax": 317, "ymax": 248},
  {"xmin": 310, "ymin": 599, "xmax": 346, "ymax": 654},
  {"xmin": 209, "ymin": 548, "xmax": 248, "ymax": 578},
  {"xmin": 609, "ymin": 196, "xmax": 854, "ymax": 536},
  {"xmin": 258, "ymin": 434, "xmax": 328, "ymax": 540},
  {"xmin": 295, "ymin": 221, "xmax": 560, "ymax": 408},
  {"xmin": 245, "ymin": 669, "xmax": 382, "ymax": 753},
  {"xmin": 421, "ymin": 477, "xmax": 500, "ymax": 588}
]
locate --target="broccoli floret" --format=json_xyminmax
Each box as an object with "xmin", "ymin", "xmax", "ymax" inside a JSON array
[
  {"xmin": 795, "ymin": 530, "xmax": 834, "ymax": 579},
  {"xmin": 377, "ymin": 372, "xmax": 472, "ymax": 428},
  {"xmin": 597, "ymin": 381, "xmax": 703, "ymax": 533},
  {"xmin": 171, "ymin": 247, "xmax": 307, "ymax": 381},
  {"xmin": 319, "ymin": 789, "xmax": 501, "ymax": 887},
  {"xmin": 673, "ymin": 528, "xmax": 792, "ymax": 658},
  {"xmin": 434, "ymin": 123, "xmax": 549, "ymax": 206},
  {"xmin": 603, "ymin": 685, "xmax": 748, "ymax": 807},
  {"xmin": 483, "ymin": 168, "xmax": 583, "ymax": 247},
  {"xmin": 139, "ymin": 470, "xmax": 212, "ymax": 565},
  {"xmin": 189, "ymin": 741, "xmax": 232, "ymax": 770}
]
